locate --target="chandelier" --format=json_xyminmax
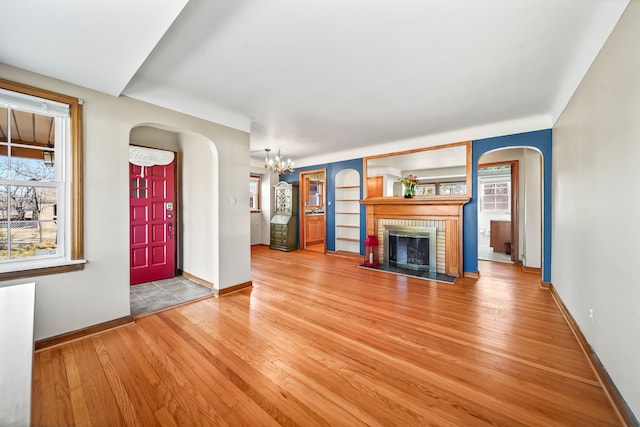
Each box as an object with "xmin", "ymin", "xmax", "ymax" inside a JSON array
[{"xmin": 264, "ymin": 148, "xmax": 295, "ymax": 175}]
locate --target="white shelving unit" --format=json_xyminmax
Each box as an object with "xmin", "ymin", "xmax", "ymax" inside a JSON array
[{"xmin": 334, "ymin": 169, "xmax": 361, "ymax": 254}]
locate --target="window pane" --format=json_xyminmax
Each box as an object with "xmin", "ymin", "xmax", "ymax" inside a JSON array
[
  {"xmin": 3, "ymin": 186, "xmax": 57, "ymax": 260},
  {"xmin": 249, "ymin": 176, "xmax": 260, "ymax": 210},
  {"xmin": 0, "ymin": 185, "xmax": 6, "ymax": 260},
  {"xmin": 0, "ymin": 107, "xmax": 7, "ymax": 180},
  {"xmin": 0, "ymin": 106, "xmax": 57, "ymax": 181},
  {"xmin": 0, "ymin": 225, "xmax": 6, "ymax": 260},
  {"xmin": 10, "ymin": 156, "xmax": 55, "ymax": 181}
]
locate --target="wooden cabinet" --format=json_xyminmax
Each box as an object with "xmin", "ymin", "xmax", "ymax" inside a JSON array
[
  {"xmin": 367, "ymin": 176, "xmax": 383, "ymax": 198},
  {"xmin": 270, "ymin": 182, "xmax": 298, "ymax": 251},
  {"xmin": 305, "ymin": 215, "xmax": 325, "ymax": 244},
  {"xmin": 490, "ymin": 220, "xmax": 512, "ymax": 255}
]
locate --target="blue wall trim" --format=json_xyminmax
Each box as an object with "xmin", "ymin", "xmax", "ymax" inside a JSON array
[
  {"xmin": 464, "ymin": 129, "xmax": 552, "ymax": 282},
  {"xmin": 280, "ymin": 158, "xmax": 365, "ymax": 253}
]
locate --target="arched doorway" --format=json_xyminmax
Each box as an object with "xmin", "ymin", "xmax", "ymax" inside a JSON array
[
  {"xmin": 128, "ymin": 125, "xmax": 217, "ymax": 315},
  {"xmin": 462, "ymin": 129, "xmax": 552, "ymax": 283},
  {"xmin": 477, "ymin": 148, "xmax": 542, "ymax": 270}
]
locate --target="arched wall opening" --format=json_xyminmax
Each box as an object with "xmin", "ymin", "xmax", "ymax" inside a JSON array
[
  {"xmin": 477, "ymin": 147, "xmax": 543, "ymax": 269},
  {"xmin": 464, "ymin": 129, "xmax": 552, "ymax": 282},
  {"xmin": 129, "ymin": 124, "xmax": 220, "ymax": 289},
  {"xmin": 334, "ymin": 168, "xmax": 362, "ymax": 255}
]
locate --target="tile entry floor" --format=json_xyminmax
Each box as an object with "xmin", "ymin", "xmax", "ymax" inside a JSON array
[{"xmin": 130, "ymin": 276, "xmax": 212, "ymax": 316}]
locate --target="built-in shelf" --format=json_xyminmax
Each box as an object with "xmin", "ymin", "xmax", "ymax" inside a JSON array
[{"xmin": 335, "ymin": 170, "xmax": 361, "ymax": 254}]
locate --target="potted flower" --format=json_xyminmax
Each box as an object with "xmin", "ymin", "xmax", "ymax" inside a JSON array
[{"xmin": 400, "ymin": 173, "xmax": 418, "ymax": 198}]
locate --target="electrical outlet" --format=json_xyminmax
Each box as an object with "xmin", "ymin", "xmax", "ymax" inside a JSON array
[{"xmin": 589, "ymin": 307, "xmax": 594, "ymax": 322}]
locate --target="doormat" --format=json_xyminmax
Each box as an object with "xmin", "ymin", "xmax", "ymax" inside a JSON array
[{"xmin": 359, "ymin": 264, "xmax": 456, "ymax": 284}]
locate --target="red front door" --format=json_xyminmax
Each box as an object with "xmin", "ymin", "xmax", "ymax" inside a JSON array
[{"xmin": 129, "ymin": 156, "xmax": 176, "ymax": 285}]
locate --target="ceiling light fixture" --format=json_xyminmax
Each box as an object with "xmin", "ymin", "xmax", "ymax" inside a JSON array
[{"xmin": 264, "ymin": 148, "xmax": 294, "ymax": 175}]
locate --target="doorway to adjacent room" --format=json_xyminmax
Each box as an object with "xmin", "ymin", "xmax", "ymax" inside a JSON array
[
  {"xmin": 299, "ymin": 169, "xmax": 327, "ymax": 252},
  {"xmin": 477, "ymin": 161, "xmax": 518, "ymax": 264}
]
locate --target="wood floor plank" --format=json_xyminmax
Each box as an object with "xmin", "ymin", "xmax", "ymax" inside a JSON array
[
  {"xmin": 35, "ymin": 347, "xmax": 74, "ymax": 427},
  {"xmin": 32, "ymin": 246, "xmax": 623, "ymax": 426},
  {"xmin": 92, "ymin": 336, "xmax": 144, "ymax": 427},
  {"xmin": 72, "ymin": 339, "xmax": 127, "ymax": 427},
  {"xmin": 158, "ymin": 306, "xmax": 328, "ymax": 426},
  {"xmin": 130, "ymin": 317, "xmax": 233, "ymax": 426},
  {"xmin": 60, "ymin": 345, "xmax": 92, "ymax": 426}
]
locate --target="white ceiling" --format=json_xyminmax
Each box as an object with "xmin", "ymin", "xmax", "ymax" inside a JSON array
[{"xmin": 0, "ymin": 0, "xmax": 629, "ymax": 165}]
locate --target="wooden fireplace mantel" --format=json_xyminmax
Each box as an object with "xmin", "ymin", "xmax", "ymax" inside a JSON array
[{"xmin": 360, "ymin": 196, "xmax": 470, "ymax": 277}]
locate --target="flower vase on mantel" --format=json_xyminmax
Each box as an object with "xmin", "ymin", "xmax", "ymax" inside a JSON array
[
  {"xmin": 403, "ymin": 184, "xmax": 416, "ymax": 198},
  {"xmin": 401, "ymin": 173, "xmax": 418, "ymax": 198}
]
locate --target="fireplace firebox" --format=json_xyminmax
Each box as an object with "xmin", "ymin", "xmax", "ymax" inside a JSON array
[{"xmin": 384, "ymin": 226, "xmax": 437, "ymax": 273}]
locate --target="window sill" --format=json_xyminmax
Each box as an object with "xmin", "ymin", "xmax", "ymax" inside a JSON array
[{"xmin": 0, "ymin": 259, "xmax": 86, "ymax": 281}]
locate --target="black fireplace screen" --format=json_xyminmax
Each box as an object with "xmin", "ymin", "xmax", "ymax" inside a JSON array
[{"xmin": 388, "ymin": 233, "xmax": 430, "ymax": 271}]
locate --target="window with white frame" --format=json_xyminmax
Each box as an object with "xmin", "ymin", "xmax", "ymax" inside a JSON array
[
  {"xmin": 0, "ymin": 80, "xmax": 83, "ymax": 277},
  {"xmin": 482, "ymin": 182, "xmax": 511, "ymax": 211},
  {"xmin": 249, "ymin": 175, "xmax": 260, "ymax": 211}
]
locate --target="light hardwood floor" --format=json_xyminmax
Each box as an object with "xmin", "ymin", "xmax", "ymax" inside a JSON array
[{"xmin": 32, "ymin": 246, "xmax": 622, "ymax": 426}]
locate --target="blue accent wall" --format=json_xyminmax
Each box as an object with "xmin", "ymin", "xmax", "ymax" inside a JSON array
[
  {"xmin": 279, "ymin": 129, "xmax": 551, "ymax": 279},
  {"xmin": 280, "ymin": 158, "xmax": 365, "ymax": 253},
  {"xmin": 464, "ymin": 129, "xmax": 552, "ymax": 282}
]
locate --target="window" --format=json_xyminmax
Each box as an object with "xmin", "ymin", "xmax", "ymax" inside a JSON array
[
  {"xmin": 439, "ymin": 182, "xmax": 466, "ymax": 195},
  {"xmin": 249, "ymin": 175, "xmax": 260, "ymax": 211},
  {"xmin": 0, "ymin": 79, "xmax": 83, "ymax": 278},
  {"xmin": 415, "ymin": 183, "xmax": 436, "ymax": 196},
  {"xmin": 482, "ymin": 182, "xmax": 510, "ymax": 211}
]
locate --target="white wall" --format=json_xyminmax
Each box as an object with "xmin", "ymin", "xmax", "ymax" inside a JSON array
[
  {"xmin": 522, "ymin": 149, "xmax": 541, "ymax": 268},
  {"xmin": 479, "ymin": 148, "xmax": 542, "ymax": 267},
  {"xmin": 130, "ymin": 125, "xmax": 180, "ymax": 151},
  {"xmin": 179, "ymin": 132, "xmax": 218, "ymax": 284},
  {"xmin": 0, "ymin": 64, "xmax": 250, "ymax": 340},
  {"xmin": 553, "ymin": 0, "xmax": 639, "ymax": 418}
]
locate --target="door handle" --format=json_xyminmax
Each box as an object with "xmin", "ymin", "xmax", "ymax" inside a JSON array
[{"xmin": 167, "ymin": 221, "xmax": 173, "ymax": 239}]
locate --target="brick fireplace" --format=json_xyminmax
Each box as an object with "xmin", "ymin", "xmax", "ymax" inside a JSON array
[{"xmin": 360, "ymin": 196, "xmax": 469, "ymax": 277}]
